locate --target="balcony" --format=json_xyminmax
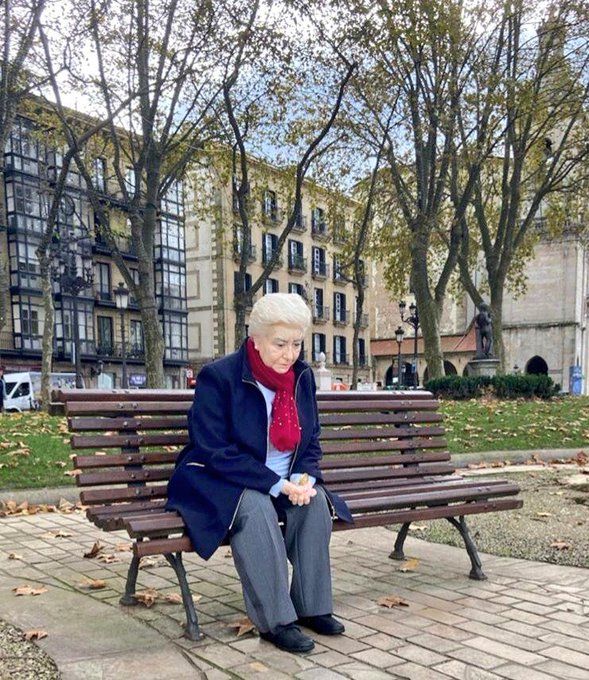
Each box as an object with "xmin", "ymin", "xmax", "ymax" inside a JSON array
[
  {"xmin": 312, "ymin": 305, "xmax": 330, "ymax": 323},
  {"xmin": 354, "ymin": 312, "xmax": 369, "ymax": 328},
  {"xmin": 233, "ymin": 243, "xmax": 256, "ymax": 263},
  {"xmin": 311, "ymin": 262, "xmax": 330, "ymax": 280},
  {"xmin": 262, "ymin": 206, "xmax": 283, "ymax": 226},
  {"xmin": 311, "ymin": 220, "xmax": 329, "ymax": 240},
  {"xmin": 94, "ymin": 233, "xmax": 138, "ymax": 259},
  {"xmin": 333, "ymin": 268, "xmax": 349, "ymax": 286},
  {"xmin": 333, "ymin": 352, "xmax": 349, "ymax": 366},
  {"xmin": 333, "ymin": 309, "xmax": 349, "ymax": 326},
  {"xmin": 93, "ymin": 287, "xmax": 113, "ymax": 304},
  {"xmin": 262, "ymin": 252, "xmax": 283, "ymax": 269},
  {"xmin": 96, "ymin": 342, "xmax": 145, "ymax": 360},
  {"xmin": 288, "ymin": 254, "xmax": 307, "ymax": 274},
  {"xmin": 292, "ymin": 215, "xmax": 308, "ymax": 234}
]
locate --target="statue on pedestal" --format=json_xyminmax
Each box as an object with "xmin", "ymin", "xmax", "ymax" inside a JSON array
[{"xmin": 475, "ymin": 303, "xmax": 494, "ymax": 359}]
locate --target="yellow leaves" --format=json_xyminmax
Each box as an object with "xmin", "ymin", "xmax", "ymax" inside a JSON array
[
  {"xmin": 398, "ymin": 557, "xmax": 420, "ymax": 572},
  {"xmin": 41, "ymin": 530, "xmax": 72, "ymax": 539},
  {"xmin": 134, "ymin": 588, "xmax": 192, "ymax": 608},
  {"xmin": 227, "ymin": 617, "xmax": 256, "ymax": 637},
  {"xmin": 64, "ymin": 469, "xmax": 82, "ymax": 477},
  {"xmin": 8, "ymin": 552, "xmax": 24, "ymax": 560},
  {"xmin": 13, "ymin": 585, "xmax": 48, "ymax": 596},
  {"xmin": 377, "ymin": 595, "xmax": 409, "ymax": 609}
]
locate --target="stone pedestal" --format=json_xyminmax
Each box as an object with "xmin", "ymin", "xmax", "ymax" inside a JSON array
[
  {"xmin": 314, "ymin": 352, "xmax": 332, "ymax": 390},
  {"xmin": 466, "ymin": 358, "xmax": 500, "ymax": 378}
]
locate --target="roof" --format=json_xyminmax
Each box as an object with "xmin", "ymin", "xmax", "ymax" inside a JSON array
[{"xmin": 371, "ymin": 323, "xmax": 476, "ymax": 356}]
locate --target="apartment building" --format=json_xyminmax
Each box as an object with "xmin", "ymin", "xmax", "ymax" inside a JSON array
[
  {"xmin": 0, "ymin": 114, "xmax": 188, "ymax": 388},
  {"xmin": 185, "ymin": 156, "xmax": 372, "ymax": 384}
]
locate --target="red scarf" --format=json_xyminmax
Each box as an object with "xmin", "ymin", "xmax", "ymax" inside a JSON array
[{"xmin": 246, "ymin": 337, "xmax": 301, "ymax": 452}]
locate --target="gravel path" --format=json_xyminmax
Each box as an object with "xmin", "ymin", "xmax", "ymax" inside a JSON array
[
  {"xmin": 0, "ymin": 619, "xmax": 60, "ymax": 679},
  {"xmin": 404, "ymin": 467, "xmax": 589, "ymax": 568}
]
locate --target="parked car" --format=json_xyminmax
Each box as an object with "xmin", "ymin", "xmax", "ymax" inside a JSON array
[{"xmin": 3, "ymin": 372, "xmax": 81, "ymax": 412}]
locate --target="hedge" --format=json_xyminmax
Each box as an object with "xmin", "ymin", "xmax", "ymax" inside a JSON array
[{"xmin": 424, "ymin": 374, "xmax": 559, "ymax": 400}]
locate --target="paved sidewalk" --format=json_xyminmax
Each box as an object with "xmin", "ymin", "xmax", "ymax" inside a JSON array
[{"xmin": 0, "ymin": 511, "xmax": 588, "ymax": 679}]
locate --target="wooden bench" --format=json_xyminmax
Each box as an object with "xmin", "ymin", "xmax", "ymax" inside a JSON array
[{"xmin": 55, "ymin": 388, "xmax": 522, "ymax": 641}]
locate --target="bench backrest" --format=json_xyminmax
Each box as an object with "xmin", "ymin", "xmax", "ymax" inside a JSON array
[{"xmin": 56, "ymin": 389, "xmax": 451, "ymax": 509}]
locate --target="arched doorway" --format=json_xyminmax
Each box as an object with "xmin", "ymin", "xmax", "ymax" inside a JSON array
[
  {"xmin": 526, "ymin": 356, "xmax": 548, "ymax": 375},
  {"xmin": 422, "ymin": 361, "xmax": 457, "ymax": 384},
  {"xmin": 385, "ymin": 365, "xmax": 394, "ymax": 387}
]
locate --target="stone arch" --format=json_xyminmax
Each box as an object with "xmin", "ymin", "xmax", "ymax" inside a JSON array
[
  {"xmin": 423, "ymin": 361, "xmax": 457, "ymax": 384},
  {"xmin": 526, "ymin": 356, "xmax": 548, "ymax": 375}
]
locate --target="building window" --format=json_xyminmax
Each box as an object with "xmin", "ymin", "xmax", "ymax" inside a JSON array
[
  {"xmin": 97, "ymin": 316, "xmax": 114, "ymax": 354},
  {"xmin": 9, "ymin": 236, "xmax": 40, "ymax": 289},
  {"xmin": 161, "ymin": 181, "xmax": 183, "ymax": 217},
  {"xmin": 155, "ymin": 215, "xmax": 185, "ymax": 262},
  {"xmin": 312, "ymin": 332, "xmax": 326, "ymax": 362},
  {"xmin": 129, "ymin": 268, "xmax": 140, "ymax": 305},
  {"xmin": 93, "ymin": 157, "xmax": 106, "ymax": 191},
  {"xmin": 333, "ymin": 254, "xmax": 347, "ymax": 282},
  {"xmin": 288, "ymin": 239, "xmax": 305, "ymax": 270},
  {"xmin": 234, "ymin": 271, "xmax": 252, "ymax": 293},
  {"xmin": 155, "ymin": 261, "xmax": 187, "ymax": 310},
  {"xmin": 311, "ymin": 207, "xmax": 326, "ymax": 234},
  {"xmin": 289, "ymin": 282, "xmax": 305, "ymax": 297},
  {"xmin": 312, "ymin": 246, "xmax": 327, "ymax": 276},
  {"xmin": 125, "ymin": 166, "xmax": 135, "ymax": 194},
  {"xmin": 163, "ymin": 312, "xmax": 188, "ymax": 360},
  {"xmin": 130, "ymin": 320, "xmax": 144, "ymax": 356},
  {"xmin": 263, "ymin": 189, "xmax": 278, "ymax": 221},
  {"xmin": 55, "ymin": 299, "xmax": 95, "ymax": 356},
  {"xmin": 262, "ymin": 232, "xmax": 279, "ymax": 264},
  {"xmin": 334, "ymin": 292, "xmax": 347, "ymax": 323},
  {"xmin": 264, "ymin": 278, "xmax": 279, "ymax": 295},
  {"xmin": 96, "ymin": 262, "xmax": 111, "ymax": 301},
  {"xmin": 333, "ymin": 335, "xmax": 347, "ymax": 364},
  {"xmin": 11, "ymin": 296, "xmax": 43, "ymax": 350}
]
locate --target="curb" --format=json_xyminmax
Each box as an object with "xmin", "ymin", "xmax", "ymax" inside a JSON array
[{"xmin": 1, "ymin": 448, "xmax": 586, "ymax": 506}]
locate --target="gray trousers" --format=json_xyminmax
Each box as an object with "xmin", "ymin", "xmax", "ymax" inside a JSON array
[{"xmin": 229, "ymin": 486, "xmax": 334, "ymax": 633}]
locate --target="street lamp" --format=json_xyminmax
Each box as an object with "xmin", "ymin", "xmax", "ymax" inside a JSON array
[
  {"xmin": 399, "ymin": 300, "xmax": 420, "ymax": 388},
  {"xmin": 114, "ymin": 282, "xmax": 129, "ymax": 388},
  {"xmin": 395, "ymin": 325, "xmax": 405, "ymax": 389},
  {"xmin": 52, "ymin": 230, "xmax": 94, "ymax": 388}
]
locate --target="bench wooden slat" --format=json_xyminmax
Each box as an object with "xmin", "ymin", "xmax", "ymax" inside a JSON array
[
  {"xmin": 77, "ymin": 467, "xmax": 174, "ymax": 487},
  {"xmin": 69, "ymin": 416, "xmax": 189, "ymax": 431},
  {"xmin": 65, "ymin": 401, "xmax": 194, "ymax": 415},
  {"xmin": 318, "ymin": 399, "xmax": 439, "ymax": 412},
  {"xmin": 80, "ymin": 484, "xmax": 168, "ymax": 505},
  {"xmin": 320, "ymin": 411, "xmax": 444, "ymax": 426},
  {"xmin": 71, "ymin": 433, "xmax": 188, "ymax": 449},
  {"xmin": 57, "ymin": 389, "xmax": 195, "ymax": 402},
  {"xmin": 321, "ymin": 437, "xmax": 447, "ymax": 455},
  {"xmin": 341, "ymin": 477, "xmax": 513, "ymax": 499},
  {"xmin": 74, "ymin": 450, "xmax": 177, "ymax": 469},
  {"xmin": 321, "ymin": 451, "xmax": 451, "ymax": 469},
  {"xmin": 322, "ymin": 462, "xmax": 455, "ymax": 484},
  {"xmin": 320, "ymin": 426, "xmax": 446, "ymax": 440}
]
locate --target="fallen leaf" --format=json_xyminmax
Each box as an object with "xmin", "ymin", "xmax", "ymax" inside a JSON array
[
  {"xmin": 64, "ymin": 469, "xmax": 81, "ymax": 477},
  {"xmin": 78, "ymin": 578, "xmax": 107, "ymax": 590},
  {"xmin": 139, "ymin": 556, "xmax": 167, "ymax": 569},
  {"xmin": 409, "ymin": 525, "xmax": 427, "ymax": 533},
  {"xmin": 23, "ymin": 629, "xmax": 48, "ymax": 641},
  {"xmin": 162, "ymin": 593, "xmax": 183, "ymax": 604},
  {"xmin": 13, "ymin": 585, "xmax": 48, "ymax": 596},
  {"xmin": 114, "ymin": 543, "xmax": 132, "ymax": 552},
  {"xmin": 135, "ymin": 588, "xmax": 159, "ymax": 607},
  {"xmin": 377, "ymin": 595, "xmax": 409, "ymax": 608},
  {"xmin": 83, "ymin": 541, "xmax": 104, "ymax": 559},
  {"xmin": 8, "ymin": 553, "xmax": 24, "ymax": 560},
  {"xmin": 227, "ymin": 617, "xmax": 256, "ymax": 637},
  {"xmin": 399, "ymin": 558, "xmax": 420, "ymax": 573},
  {"xmin": 42, "ymin": 530, "xmax": 72, "ymax": 539},
  {"xmin": 54, "ymin": 461, "xmax": 67, "ymax": 468},
  {"xmin": 550, "ymin": 541, "xmax": 571, "ymax": 550},
  {"xmin": 97, "ymin": 554, "xmax": 121, "ymax": 564},
  {"xmin": 58, "ymin": 498, "xmax": 75, "ymax": 513},
  {"xmin": 536, "ymin": 512, "xmax": 553, "ymax": 518}
]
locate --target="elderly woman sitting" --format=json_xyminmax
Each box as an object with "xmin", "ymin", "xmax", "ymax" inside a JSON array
[{"xmin": 166, "ymin": 293, "xmax": 352, "ymax": 653}]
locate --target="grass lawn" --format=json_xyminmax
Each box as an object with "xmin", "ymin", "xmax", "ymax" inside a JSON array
[{"xmin": 1, "ymin": 396, "xmax": 589, "ymax": 490}]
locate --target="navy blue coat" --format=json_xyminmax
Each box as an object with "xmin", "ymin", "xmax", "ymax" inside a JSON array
[{"xmin": 166, "ymin": 343, "xmax": 353, "ymax": 560}]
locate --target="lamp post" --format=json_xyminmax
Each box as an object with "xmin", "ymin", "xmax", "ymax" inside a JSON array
[
  {"xmin": 399, "ymin": 300, "xmax": 420, "ymax": 388},
  {"xmin": 395, "ymin": 325, "xmax": 405, "ymax": 389},
  {"xmin": 114, "ymin": 282, "xmax": 130, "ymax": 388},
  {"xmin": 52, "ymin": 230, "xmax": 94, "ymax": 388}
]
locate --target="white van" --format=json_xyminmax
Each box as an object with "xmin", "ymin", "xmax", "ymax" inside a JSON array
[{"xmin": 3, "ymin": 372, "xmax": 79, "ymax": 412}]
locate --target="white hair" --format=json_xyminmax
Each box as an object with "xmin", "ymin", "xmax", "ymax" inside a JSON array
[{"xmin": 249, "ymin": 293, "xmax": 311, "ymax": 337}]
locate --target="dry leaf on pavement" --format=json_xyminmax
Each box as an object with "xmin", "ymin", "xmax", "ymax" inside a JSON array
[
  {"xmin": 78, "ymin": 578, "xmax": 107, "ymax": 590},
  {"xmin": 83, "ymin": 541, "xmax": 104, "ymax": 559},
  {"xmin": 42, "ymin": 530, "xmax": 73, "ymax": 539},
  {"xmin": 135, "ymin": 588, "xmax": 159, "ymax": 607},
  {"xmin": 114, "ymin": 542, "xmax": 132, "ymax": 552},
  {"xmin": 227, "ymin": 617, "xmax": 256, "ymax": 637},
  {"xmin": 162, "ymin": 593, "xmax": 183, "ymax": 604},
  {"xmin": 8, "ymin": 553, "xmax": 24, "ymax": 560},
  {"xmin": 97, "ymin": 553, "xmax": 121, "ymax": 564},
  {"xmin": 399, "ymin": 558, "xmax": 420, "ymax": 573},
  {"xmin": 24, "ymin": 630, "xmax": 48, "ymax": 641},
  {"xmin": 13, "ymin": 585, "xmax": 48, "ymax": 596},
  {"xmin": 377, "ymin": 595, "xmax": 409, "ymax": 609}
]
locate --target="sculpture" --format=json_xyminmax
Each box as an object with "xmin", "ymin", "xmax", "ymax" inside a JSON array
[{"xmin": 474, "ymin": 303, "xmax": 494, "ymax": 359}]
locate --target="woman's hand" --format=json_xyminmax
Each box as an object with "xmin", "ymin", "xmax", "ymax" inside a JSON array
[{"xmin": 281, "ymin": 480, "xmax": 317, "ymax": 506}]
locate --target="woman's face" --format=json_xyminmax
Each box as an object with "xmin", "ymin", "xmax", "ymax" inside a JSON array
[{"xmin": 253, "ymin": 324, "xmax": 304, "ymax": 373}]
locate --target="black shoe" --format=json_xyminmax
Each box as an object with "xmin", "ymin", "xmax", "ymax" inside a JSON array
[
  {"xmin": 297, "ymin": 614, "xmax": 345, "ymax": 636},
  {"xmin": 260, "ymin": 623, "xmax": 315, "ymax": 654}
]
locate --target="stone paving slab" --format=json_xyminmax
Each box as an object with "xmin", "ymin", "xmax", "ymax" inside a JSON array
[{"xmin": 0, "ymin": 511, "xmax": 587, "ymax": 679}]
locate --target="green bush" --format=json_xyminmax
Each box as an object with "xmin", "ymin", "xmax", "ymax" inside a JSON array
[{"xmin": 425, "ymin": 374, "xmax": 559, "ymax": 400}]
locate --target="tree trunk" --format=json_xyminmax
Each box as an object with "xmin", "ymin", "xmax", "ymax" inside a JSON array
[
  {"xmin": 39, "ymin": 256, "xmax": 55, "ymax": 410},
  {"xmin": 489, "ymin": 282, "xmax": 505, "ymax": 373},
  {"xmin": 411, "ymin": 237, "xmax": 445, "ymax": 381},
  {"xmin": 137, "ymin": 263, "xmax": 165, "ymax": 388},
  {"xmin": 234, "ymin": 298, "xmax": 247, "ymax": 349}
]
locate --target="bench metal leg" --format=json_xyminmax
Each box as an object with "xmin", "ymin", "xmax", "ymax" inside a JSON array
[
  {"xmin": 446, "ymin": 516, "xmax": 487, "ymax": 581},
  {"xmin": 119, "ymin": 554, "xmax": 140, "ymax": 606},
  {"xmin": 389, "ymin": 522, "xmax": 412, "ymax": 561},
  {"xmin": 164, "ymin": 552, "xmax": 202, "ymax": 641}
]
